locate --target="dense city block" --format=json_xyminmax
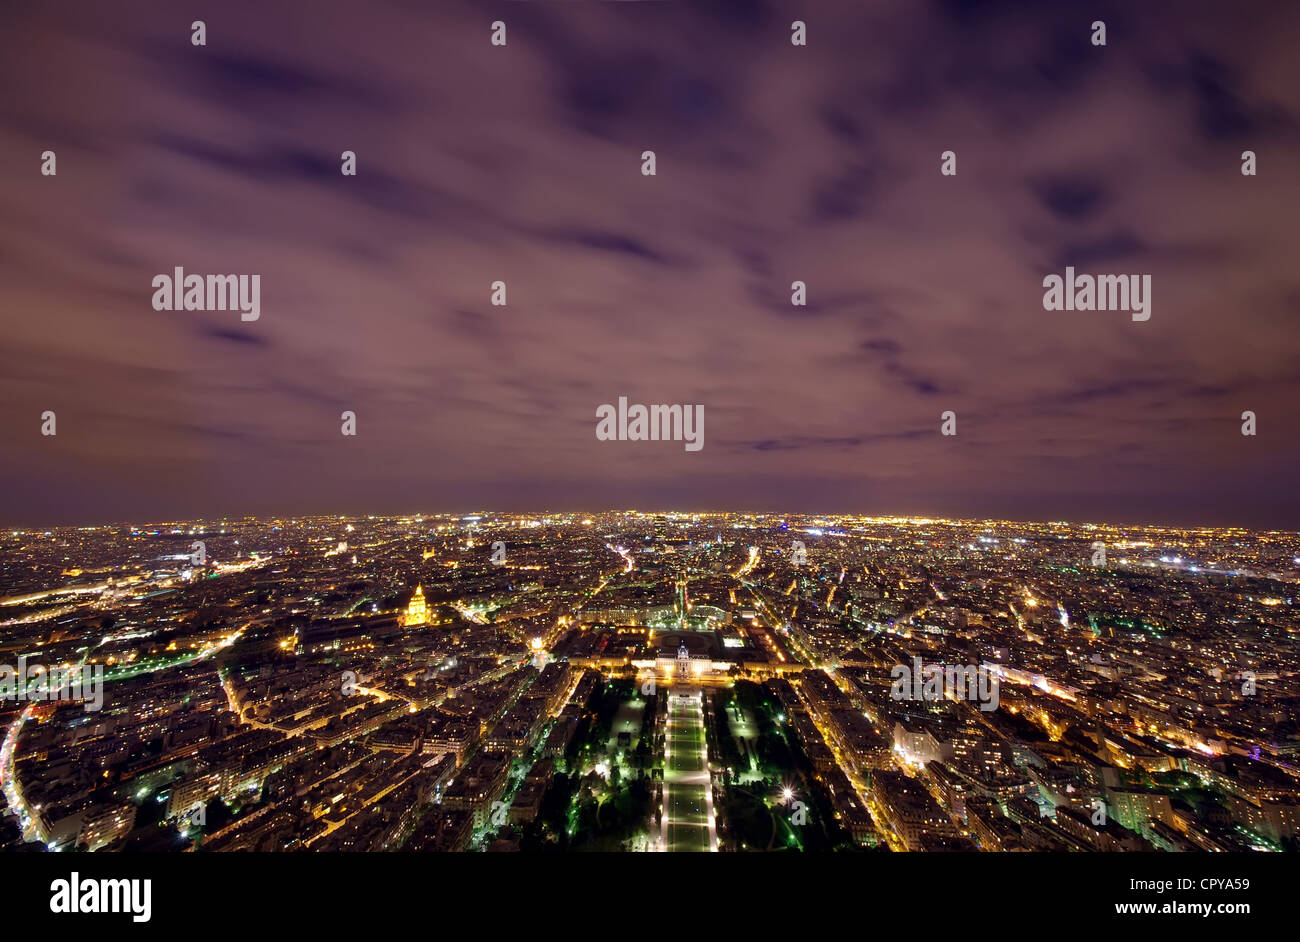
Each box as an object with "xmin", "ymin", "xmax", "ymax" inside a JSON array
[{"xmin": 2, "ymin": 512, "xmax": 1297, "ymax": 853}]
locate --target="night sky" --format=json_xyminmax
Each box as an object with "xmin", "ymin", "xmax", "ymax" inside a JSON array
[{"xmin": 2, "ymin": 0, "xmax": 1299, "ymax": 528}]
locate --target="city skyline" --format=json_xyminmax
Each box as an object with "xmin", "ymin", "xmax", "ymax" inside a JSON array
[
  {"xmin": 3, "ymin": 510, "xmax": 1297, "ymax": 854},
  {"xmin": 6, "ymin": 505, "xmax": 1300, "ymax": 538}
]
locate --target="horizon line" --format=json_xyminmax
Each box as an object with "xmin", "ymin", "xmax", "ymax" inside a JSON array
[{"xmin": 4, "ymin": 508, "xmax": 1297, "ymax": 537}]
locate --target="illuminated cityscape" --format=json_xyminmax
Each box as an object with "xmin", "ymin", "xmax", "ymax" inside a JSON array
[{"xmin": 1, "ymin": 511, "xmax": 1296, "ymax": 853}]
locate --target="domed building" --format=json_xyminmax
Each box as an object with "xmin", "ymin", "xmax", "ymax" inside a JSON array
[{"xmin": 403, "ymin": 584, "xmax": 429, "ymax": 628}]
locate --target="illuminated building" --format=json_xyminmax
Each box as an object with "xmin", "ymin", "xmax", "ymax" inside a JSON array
[
  {"xmin": 650, "ymin": 631, "xmax": 730, "ymax": 685},
  {"xmin": 403, "ymin": 584, "xmax": 429, "ymax": 628},
  {"xmin": 77, "ymin": 802, "xmax": 136, "ymax": 851}
]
